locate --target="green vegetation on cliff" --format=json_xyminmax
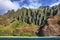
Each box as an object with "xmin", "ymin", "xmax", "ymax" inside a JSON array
[{"xmin": 0, "ymin": 4, "xmax": 60, "ymax": 36}]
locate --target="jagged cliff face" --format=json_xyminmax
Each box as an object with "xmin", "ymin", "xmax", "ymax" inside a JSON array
[
  {"xmin": 0, "ymin": 4, "xmax": 60, "ymax": 27},
  {"xmin": 0, "ymin": 4, "xmax": 60, "ymax": 36},
  {"xmin": 42, "ymin": 16, "xmax": 60, "ymax": 36}
]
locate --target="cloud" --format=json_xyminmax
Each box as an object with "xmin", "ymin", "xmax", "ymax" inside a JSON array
[
  {"xmin": 28, "ymin": 0, "xmax": 42, "ymax": 8},
  {"xmin": 0, "ymin": 0, "xmax": 20, "ymax": 14},
  {"xmin": 21, "ymin": 0, "xmax": 42, "ymax": 9},
  {"xmin": 49, "ymin": 0, "xmax": 60, "ymax": 7},
  {"xmin": 12, "ymin": 0, "xmax": 42, "ymax": 9}
]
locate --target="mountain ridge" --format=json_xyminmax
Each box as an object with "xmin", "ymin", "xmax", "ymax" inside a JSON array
[{"xmin": 0, "ymin": 4, "xmax": 60, "ymax": 36}]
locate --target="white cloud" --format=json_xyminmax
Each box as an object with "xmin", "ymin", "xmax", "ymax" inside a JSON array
[
  {"xmin": 49, "ymin": 2, "xmax": 60, "ymax": 7},
  {"xmin": 21, "ymin": 0, "xmax": 42, "ymax": 9},
  {"xmin": 22, "ymin": 3, "xmax": 41, "ymax": 9},
  {"xmin": 0, "ymin": 0, "xmax": 20, "ymax": 14}
]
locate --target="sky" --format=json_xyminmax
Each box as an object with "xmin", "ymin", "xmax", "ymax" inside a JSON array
[{"xmin": 0, "ymin": 0, "xmax": 60, "ymax": 15}]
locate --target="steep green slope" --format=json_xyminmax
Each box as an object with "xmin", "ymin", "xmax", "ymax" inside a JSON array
[{"xmin": 0, "ymin": 4, "xmax": 60, "ymax": 36}]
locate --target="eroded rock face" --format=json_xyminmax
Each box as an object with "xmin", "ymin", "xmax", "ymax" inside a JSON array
[
  {"xmin": 43, "ymin": 16, "xmax": 60, "ymax": 36},
  {"xmin": 37, "ymin": 16, "xmax": 60, "ymax": 36}
]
